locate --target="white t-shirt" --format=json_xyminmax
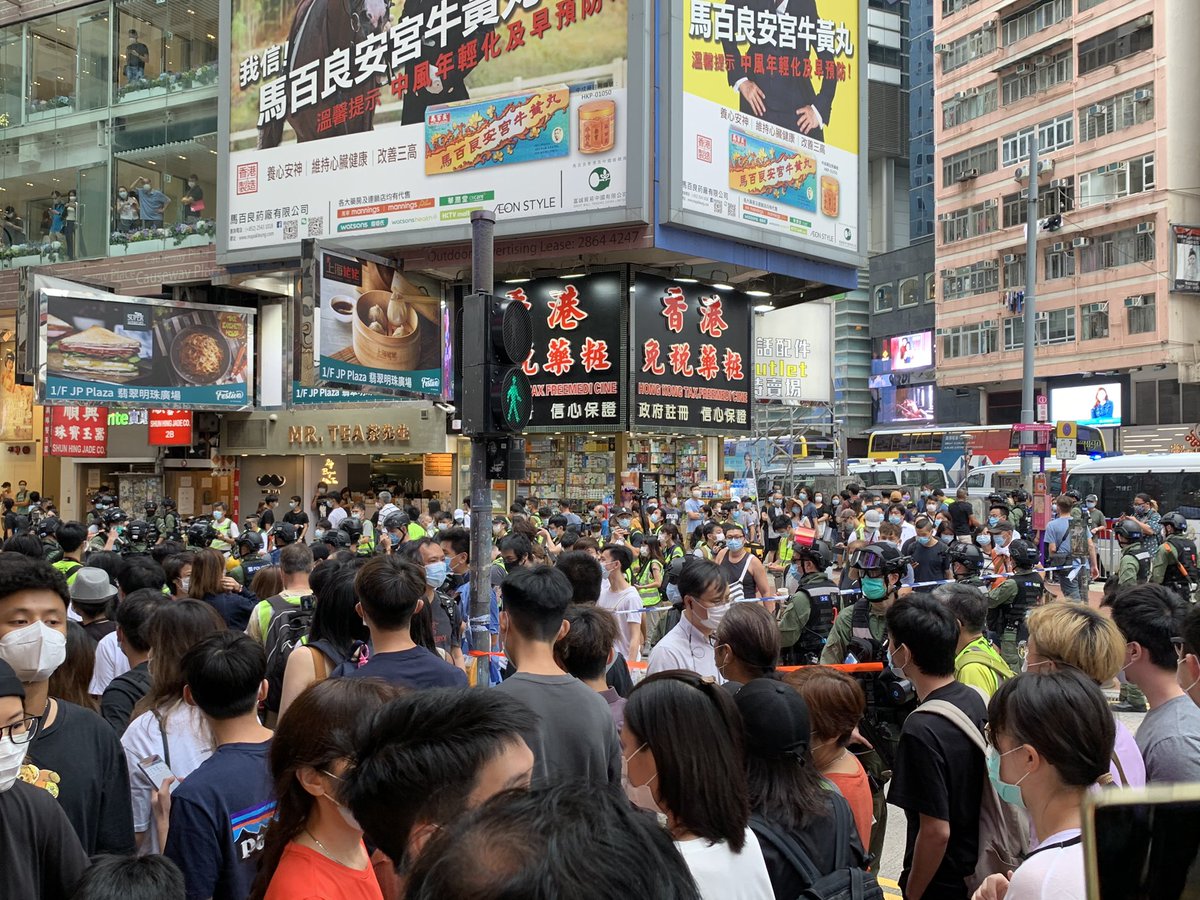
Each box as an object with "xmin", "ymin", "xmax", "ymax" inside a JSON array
[
  {"xmin": 598, "ymin": 581, "xmax": 643, "ymax": 661},
  {"xmin": 1006, "ymin": 829, "xmax": 1085, "ymax": 900},
  {"xmin": 89, "ymin": 630, "xmax": 131, "ymax": 695},
  {"xmin": 675, "ymin": 827, "xmax": 774, "ymax": 900},
  {"xmin": 121, "ymin": 702, "xmax": 213, "ymax": 855}
]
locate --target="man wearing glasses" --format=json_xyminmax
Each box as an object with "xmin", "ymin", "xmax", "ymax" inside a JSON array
[
  {"xmin": 646, "ymin": 558, "xmax": 731, "ymax": 681},
  {"xmin": 0, "ymin": 656, "xmax": 88, "ymax": 897}
]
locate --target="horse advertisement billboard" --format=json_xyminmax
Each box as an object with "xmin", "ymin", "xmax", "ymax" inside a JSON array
[
  {"xmin": 222, "ymin": 1, "xmax": 639, "ymax": 257},
  {"xmin": 660, "ymin": 0, "xmax": 865, "ymax": 267}
]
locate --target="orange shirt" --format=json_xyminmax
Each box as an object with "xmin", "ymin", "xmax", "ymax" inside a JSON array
[
  {"xmin": 826, "ymin": 758, "xmax": 873, "ymax": 853},
  {"xmin": 265, "ymin": 842, "xmax": 384, "ymax": 900}
]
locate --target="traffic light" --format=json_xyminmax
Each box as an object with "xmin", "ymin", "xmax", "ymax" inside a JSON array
[{"xmin": 460, "ymin": 292, "xmax": 533, "ymax": 436}]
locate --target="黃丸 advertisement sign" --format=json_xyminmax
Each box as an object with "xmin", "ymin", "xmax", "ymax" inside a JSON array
[
  {"xmin": 223, "ymin": 0, "xmax": 644, "ymax": 257},
  {"xmin": 37, "ymin": 285, "xmax": 255, "ymax": 410},
  {"xmin": 311, "ymin": 245, "xmax": 448, "ymax": 397},
  {"xmin": 754, "ymin": 301, "xmax": 831, "ymax": 404},
  {"xmin": 1171, "ymin": 225, "xmax": 1200, "ymax": 293},
  {"xmin": 631, "ymin": 273, "xmax": 752, "ymax": 434},
  {"xmin": 663, "ymin": 0, "xmax": 864, "ymax": 265},
  {"xmin": 503, "ymin": 271, "xmax": 625, "ymax": 431}
]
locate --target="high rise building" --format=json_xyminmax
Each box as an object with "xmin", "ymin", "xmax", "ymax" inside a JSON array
[{"xmin": 933, "ymin": 0, "xmax": 1200, "ymax": 449}]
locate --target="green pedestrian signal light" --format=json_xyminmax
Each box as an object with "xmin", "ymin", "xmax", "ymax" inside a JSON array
[{"xmin": 460, "ymin": 291, "xmax": 534, "ymax": 436}]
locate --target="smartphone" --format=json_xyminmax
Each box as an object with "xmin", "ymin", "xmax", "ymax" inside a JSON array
[
  {"xmin": 1083, "ymin": 783, "xmax": 1200, "ymax": 900},
  {"xmin": 138, "ymin": 753, "xmax": 175, "ymax": 787}
]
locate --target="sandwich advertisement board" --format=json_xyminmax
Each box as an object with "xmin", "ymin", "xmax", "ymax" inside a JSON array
[{"xmin": 37, "ymin": 285, "xmax": 256, "ymax": 410}]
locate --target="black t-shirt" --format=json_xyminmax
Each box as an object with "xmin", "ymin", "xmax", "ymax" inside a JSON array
[
  {"xmin": 755, "ymin": 791, "xmax": 869, "ymax": 900},
  {"xmin": 82, "ymin": 619, "xmax": 117, "ymax": 643},
  {"xmin": 888, "ymin": 681, "xmax": 987, "ymax": 899},
  {"xmin": 948, "ymin": 501, "xmax": 975, "ymax": 536},
  {"xmin": 27, "ymin": 698, "xmax": 135, "ymax": 855},
  {"xmin": 99, "ymin": 660, "xmax": 151, "ymax": 735},
  {"xmin": 0, "ymin": 780, "xmax": 89, "ymax": 900},
  {"xmin": 259, "ymin": 507, "xmax": 276, "ymax": 528},
  {"xmin": 430, "ymin": 590, "xmax": 463, "ymax": 656},
  {"xmin": 127, "ymin": 41, "xmax": 148, "ymax": 70},
  {"xmin": 904, "ymin": 537, "xmax": 950, "ymax": 589},
  {"xmin": 341, "ymin": 647, "xmax": 467, "ymax": 689}
]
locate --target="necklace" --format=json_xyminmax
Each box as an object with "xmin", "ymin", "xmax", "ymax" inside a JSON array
[{"xmin": 303, "ymin": 827, "xmax": 356, "ymax": 868}]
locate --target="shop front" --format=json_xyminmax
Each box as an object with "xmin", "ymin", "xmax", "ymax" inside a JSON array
[{"xmin": 221, "ymin": 405, "xmax": 454, "ymax": 524}]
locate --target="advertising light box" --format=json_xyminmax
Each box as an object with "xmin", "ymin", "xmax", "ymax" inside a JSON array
[
  {"xmin": 222, "ymin": 1, "xmax": 647, "ymax": 258},
  {"xmin": 872, "ymin": 330, "xmax": 933, "ymax": 375},
  {"xmin": 1050, "ymin": 383, "xmax": 1122, "ymax": 427}
]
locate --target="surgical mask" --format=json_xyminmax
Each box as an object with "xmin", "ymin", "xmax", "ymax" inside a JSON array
[
  {"xmin": 666, "ymin": 583, "xmax": 681, "ymax": 605},
  {"xmin": 861, "ymin": 576, "xmax": 887, "ymax": 601},
  {"xmin": 725, "ymin": 538, "xmax": 744, "ymax": 552},
  {"xmin": 180, "ymin": 577, "xmax": 190, "ymax": 593},
  {"xmin": 791, "ymin": 507, "xmax": 801, "ymax": 516},
  {"xmin": 691, "ymin": 491, "xmax": 701, "ymax": 499},
  {"xmin": 832, "ymin": 497, "xmax": 841, "ymax": 506},
  {"xmin": 1177, "ymin": 658, "xmax": 1200, "ymax": 694},
  {"xmin": 424, "ymin": 561, "xmax": 448, "ymax": 588},
  {"xmin": 987, "ymin": 746, "xmax": 1029, "ymax": 808},
  {"xmin": 886, "ymin": 644, "xmax": 907, "ymax": 679},
  {"xmin": 618, "ymin": 518, "xmax": 631, "ymax": 529},
  {"xmin": 799, "ymin": 494, "xmax": 808, "ymax": 502},
  {"xmin": 621, "ymin": 745, "xmax": 661, "ymax": 813},
  {"xmin": 977, "ymin": 534, "xmax": 992, "ymax": 546},
  {"xmin": 0, "ymin": 621, "xmax": 67, "ymax": 682},
  {"xmin": 995, "ymin": 535, "xmax": 1008, "ymax": 548},
  {"xmin": 987, "ymin": 516, "xmax": 999, "ymax": 527},
  {"xmin": 213, "ymin": 511, "xmax": 224, "ymax": 521},
  {"xmin": 1022, "ymin": 657, "xmax": 1051, "ymax": 674},
  {"xmin": 815, "ymin": 495, "xmax": 824, "ymax": 504},
  {"xmin": 118, "ymin": 191, "xmax": 128, "ymax": 199},
  {"xmin": 289, "ymin": 500, "xmax": 298, "ymax": 509},
  {"xmin": 315, "ymin": 529, "xmax": 326, "ymax": 539},
  {"xmin": 639, "ymin": 546, "xmax": 648, "ymax": 557},
  {"xmin": 0, "ymin": 734, "xmax": 27, "ymax": 794},
  {"xmin": 888, "ymin": 515, "xmax": 902, "ymax": 525},
  {"xmin": 918, "ymin": 535, "xmax": 935, "ymax": 546},
  {"xmin": 700, "ymin": 599, "xmax": 731, "ymax": 629},
  {"xmin": 902, "ymin": 495, "xmax": 911, "ymax": 503},
  {"xmin": 493, "ymin": 525, "xmax": 506, "ymax": 536},
  {"xmin": 940, "ymin": 534, "xmax": 953, "ymax": 544},
  {"xmin": 650, "ymin": 512, "xmax": 661, "ymax": 523},
  {"xmin": 926, "ymin": 504, "xmax": 938, "ymax": 513}
]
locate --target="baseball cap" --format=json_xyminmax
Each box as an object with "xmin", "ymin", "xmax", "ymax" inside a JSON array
[
  {"xmin": 864, "ymin": 509, "xmax": 883, "ymax": 527},
  {"xmin": 732, "ymin": 678, "xmax": 811, "ymax": 759}
]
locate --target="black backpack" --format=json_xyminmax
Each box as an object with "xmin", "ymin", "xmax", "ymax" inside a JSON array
[
  {"xmin": 750, "ymin": 797, "xmax": 883, "ymax": 900},
  {"xmin": 263, "ymin": 594, "xmax": 315, "ymax": 713}
]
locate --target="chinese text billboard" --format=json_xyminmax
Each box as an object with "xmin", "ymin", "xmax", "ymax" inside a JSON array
[
  {"xmin": 43, "ymin": 406, "xmax": 109, "ymax": 457},
  {"xmin": 503, "ymin": 271, "xmax": 624, "ymax": 431},
  {"xmin": 148, "ymin": 410, "xmax": 194, "ymax": 446},
  {"xmin": 754, "ymin": 302, "xmax": 831, "ymax": 404},
  {"xmin": 225, "ymin": 0, "xmax": 635, "ymax": 254},
  {"xmin": 38, "ymin": 289, "xmax": 255, "ymax": 410},
  {"xmin": 666, "ymin": 0, "xmax": 862, "ymax": 262},
  {"xmin": 631, "ymin": 273, "xmax": 752, "ymax": 434},
  {"xmin": 312, "ymin": 246, "xmax": 447, "ymax": 397}
]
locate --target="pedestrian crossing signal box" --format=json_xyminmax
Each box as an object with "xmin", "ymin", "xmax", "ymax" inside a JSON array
[{"xmin": 460, "ymin": 292, "xmax": 533, "ymax": 436}]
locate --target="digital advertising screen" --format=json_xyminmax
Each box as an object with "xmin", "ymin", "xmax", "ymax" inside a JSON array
[
  {"xmin": 877, "ymin": 382, "xmax": 935, "ymax": 424},
  {"xmin": 1050, "ymin": 382, "xmax": 1122, "ymax": 427},
  {"xmin": 871, "ymin": 330, "xmax": 933, "ymax": 375}
]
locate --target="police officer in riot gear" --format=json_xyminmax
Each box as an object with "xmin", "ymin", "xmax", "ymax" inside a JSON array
[
  {"xmin": 187, "ymin": 520, "xmax": 217, "ymax": 550},
  {"xmin": 985, "ymin": 538, "xmax": 1044, "ymax": 670},
  {"xmin": 1151, "ymin": 511, "xmax": 1198, "ymax": 603},
  {"xmin": 947, "ymin": 541, "xmax": 988, "ymax": 589},
  {"xmin": 157, "ymin": 498, "xmax": 181, "ymax": 542},
  {"xmin": 232, "ymin": 531, "xmax": 271, "ymax": 584},
  {"xmin": 1116, "ymin": 517, "xmax": 1152, "ymax": 586},
  {"xmin": 89, "ymin": 507, "xmax": 129, "ymax": 554},
  {"xmin": 37, "ymin": 517, "xmax": 62, "ymax": 563},
  {"xmin": 124, "ymin": 519, "xmax": 153, "ymax": 555},
  {"xmin": 778, "ymin": 539, "xmax": 841, "ymax": 666}
]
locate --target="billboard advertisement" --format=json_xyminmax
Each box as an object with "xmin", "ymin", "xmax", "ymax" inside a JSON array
[
  {"xmin": 0, "ymin": 339, "xmax": 34, "ymax": 441},
  {"xmin": 1171, "ymin": 225, "xmax": 1200, "ymax": 293},
  {"xmin": 312, "ymin": 246, "xmax": 448, "ymax": 397},
  {"xmin": 753, "ymin": 302, "xmax": 831, "ymax": 404},
  {"xmin": 872, "ymin": 330, "xmax": 933, "ymax": 374},
  {"xmin": 1050, "ymin": 382, "xmax": 1122, "ymax": 427},
  {"xmin": 224, "ymin": 1, "xmax": 642, "ymax": 256},
  {"xmin": 631, "ymin": 273, "xmax": 753, "ymax": 434},
  {"xmin": 43, "ymin": 406, "xmax": 109, "ymax": 457},
  {"xmin": 37, "ymin": 287, "xmax": 256, "ymax": 410},
  {"xmin": 877, "ymin": 382, "xmax": 935, "ymax": 424},
  {"xmin": 502, "ymin": 272, "xmax": 625, "ymax": 432},
  {"xmin": 664, "ymin": 0, "xmax": 863, "ymax": 263}
]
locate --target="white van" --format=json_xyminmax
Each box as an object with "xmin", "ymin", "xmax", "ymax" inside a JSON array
[
  {"xmin": 848, "ymin": 460, "xmax": 950, "ymax": 491},
  {"xmin": 958, "ymin": 457, "xmax": 1081, "ymax": 501},
  {"xmin": 1066, "ymin": 453, "xmax": 1200, "ymax": 574}
]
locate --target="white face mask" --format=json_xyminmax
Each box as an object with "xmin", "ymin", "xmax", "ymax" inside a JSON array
[
  {"xmin": 621, "ymin": 745, "xmax": 661, "ymax": 813},
  {"xmin": 179, "ymin": 577, "xmax": 190, "ymax": 593},
  {"xmin": 0, "ymin": 621, "xmax": 67, "ymax": 682},
  {"xmin": 0, "ymin": 734, "xmax": 27, "ymax": 793},
  {"xmin": 700, "ymin": 599, "xmax": 731, "ymax": 629}
]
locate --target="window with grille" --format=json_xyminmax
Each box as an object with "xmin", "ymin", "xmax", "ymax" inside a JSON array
[{"xmin": 1080, "ymin": 302, "xmax": 1109, "ymax": 340}]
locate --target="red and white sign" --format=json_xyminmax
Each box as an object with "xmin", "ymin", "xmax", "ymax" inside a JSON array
[
  {"xmin": 148, "ymin": 409, "xmax": 193, "ymax": 446},
  {"xmin": 43, "ymin": 406, "xmax": 108, "ymax": 457}
]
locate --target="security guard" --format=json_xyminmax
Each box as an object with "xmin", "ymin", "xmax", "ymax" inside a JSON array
[
  {"xmin": 985, "ymin": 538, "xmax": 1044, "ymax": 670},
  {"xmin": 778, "ymin": 539, "xmax": 841, "ymax": 665},
  {"xmin": 1150, "ymin": 511, "xmax": 1198, "ymax": 603},
  {"xmin": 948, "ymin": 541, "xmax": 988, "ymax": 590},
  {"xmin": 1114, "ymin": 517, "xmax": 1151, "ymax": 712}
]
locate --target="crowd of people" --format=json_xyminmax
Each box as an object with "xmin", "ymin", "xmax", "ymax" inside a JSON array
[{"xmin": 0, "ymin": 478, "xmax": 1198, "ymax": 899}]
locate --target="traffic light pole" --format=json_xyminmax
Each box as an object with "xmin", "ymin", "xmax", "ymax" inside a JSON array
[
  {"xmin": 468, "ymin": 209, "xmax": 496, "ymax": 682},
  {"xmin": 1020, "ymin": 140, "xmax": 1039, "ymax": 489}
]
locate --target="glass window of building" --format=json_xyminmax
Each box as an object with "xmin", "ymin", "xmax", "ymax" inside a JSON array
[
  {"xmin": 26, "ymin": 4, "xmax": 110, "ymax": 118},
  {"xmin": 114, "ymin": 0, "xmax": 218, "ymax": 103}
]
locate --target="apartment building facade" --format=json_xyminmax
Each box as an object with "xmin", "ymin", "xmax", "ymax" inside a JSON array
[{"xmin": 933, "ymin": 0, "xmax": 1200, "ymax": 444}]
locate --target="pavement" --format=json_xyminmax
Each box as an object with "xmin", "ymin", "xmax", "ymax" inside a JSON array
[{"xmin": 872, "ymin": 705, "xmax": 1146, "ymax": 886}]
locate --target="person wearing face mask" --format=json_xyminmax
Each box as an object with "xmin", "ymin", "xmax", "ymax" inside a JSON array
[
  {"xmin": 598, "ymin": 544, "xmax": 644, "ymax": 662},
  {"xmin": 1108, "ymin": 584, "xmax": 1200, "ymax": 782},
  {"xmin": 1121, "ymin": 492, "xmax": 1162, "ymax": 555},
  {"xmin": 1082, "ymin": 494, "xmax": 1104, "ymax": 534},
  {"xmin": 181, "ymin": 174, "xmax": 204, "ymax": 224},
  {"xmin": 253, "ymin": 678, "xmax": 399, "ymax": 900},
  {"xmin": 693, "ymin": 520, "xmax": 724, "ymax": 562},
  {"xmin": 647, "ymin": 559, "xmax": 730, "ymax": 681},
  {"xmin": 402, "ymin": 539, "xmax": 466, "ymax": 672},
  {"xmin": 715, "ymin": 523, "xmax": 776, "ymax": 608},
  {"xmin": 820, "ymin": 542, "xmax": 907, "ymax": 666},
  {"xmin": 972, "ymin": 670, "xmax": 1115, "ymax": 900},
  {"xmin": 0, "ymin": 556, "xmax": 135, "ymax": 856},
  {"xmin": 632, "ymin": 533, "xmax": 666, "ymax": 608},
  {"xmin": 777, "ymin": 540, "xmax": 840, "ymax": 666},
  {"xmin": 115, "ymin": 185, "xmax": 140, "ymax": 232},
  {"xmin": 621, "ymin": 670, "xmax": 775, "ymax": 900},
  {"xmin": 987, "ymin": 521, "xmax": 1015, "ymax": 579},
  {"xmin": 1022, "ymin": 603, "xmax": 1145, "ymax": 787},
  {"xmin": 886, "ymin": 594, "xmax": 991, "ymax": 900},
  {"xmin": 684, "ymin": 485, "xmax": 706, "ymax": 549},
  {"xmin": 62, "ymin": 189, "xmax": 78, "ymax": 259},
  {"xmin": 208, "ymin": 501, "xmax": 239, "ymax": 554},
  {"xmin": 1178, "ymin": 604, "xmax": 1200, "ymax": 709},
  {"xmin": 711, "ymin": 601, "xmax": 779, "ymax": 693},
  {"xmin": 903, "ymin": 517, "xmax": 951, "ymax": 593},
  {"xmin": 0, "ymin": 656, "xmax": 89, "ymax": 899},
  {"xmin": 888, "ymin": 504, "xmax": 916, "ymax": 546},
  {"xmin": 1149, "ymin": 510, "xmax": 1199, "ymax": 604},
  {"xmin": 947, "ymin": 542, "xmax": 988, "ymax": 590}
]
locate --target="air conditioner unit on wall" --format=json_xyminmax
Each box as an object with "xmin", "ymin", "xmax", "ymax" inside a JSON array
[
  {"xmin": 1136, "ymin": 221, "xmax": 1155, "ymax": 234},
  {"xmin": 1014, "ymin": 166, "xmax": 1028, "ymax": 181},
  {"xmin": 957, "ymin": 168, "xmax": 980, "ymax": 182},
  {"xmin": 1003, "ymin": 253, "xmax": 1018, "ymax": 264},
  {"xmin": 1073, "ymin": 236, "xmax": 1092, "ymax": 248},
  {"xmin": 1014, "ymin": 63, "xmax": 1031, "ymax": 74},
  {"xmin": 1133, "ymin": 88, "xmax": 1153, "ymax": 102},
  {"xmin": 1051, "ymin": 241, "xmax": 1067, "ymax": 252}
]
